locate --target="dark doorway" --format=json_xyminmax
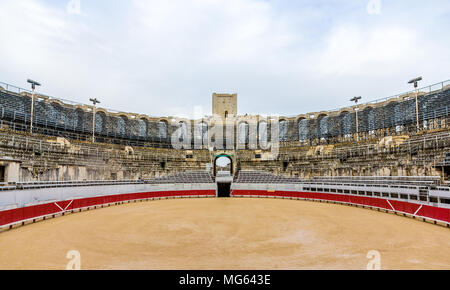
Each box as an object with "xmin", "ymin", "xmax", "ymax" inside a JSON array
[
  {"xmin": 217, "ymin": 183, "xmax": 231, "ymax": 198},
  {"xmin": 283, "ymin": 161, "xmax": 289, "ymax": 171},
  {"xmin": 444, "ymin": 166, "xmax": 450, "ymax": 180},
  {"xmin": 0, "ymin": 166, "xmax": 5, "ymax": 182}
]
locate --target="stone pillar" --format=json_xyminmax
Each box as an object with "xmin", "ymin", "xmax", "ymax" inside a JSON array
[{"xmin": 0, "ymin": 159, "xmax": 21, "ymax": 183}]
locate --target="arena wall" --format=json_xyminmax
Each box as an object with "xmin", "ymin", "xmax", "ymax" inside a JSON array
[
  {"xmin": 0, "ymin": 183, "xmax": 216, "ymax": 228},
  {"xmin": 231, "ymin": 183, "xmax": 450, "ymax": 226},
  {"xmin": 1, "ymin": 82, "xmax": 449, "ymax": 147},
  {"xmin": 1, "ymin": 182, "xmax": 449, "ymax": 230},
  {"xmin": 0, "ymin": 80, "xmax": 449, "ymax": 182}
]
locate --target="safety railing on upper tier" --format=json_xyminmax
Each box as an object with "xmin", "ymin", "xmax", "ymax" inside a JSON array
[
  {"xmin": 0, "ymin": 115, "xmax": 174, "ymax": 149},
  {"xmin": 0, "ymin": 171, "xmax": 215, "ymax": 191},
  {"xmin": 284, "ymin": 79, "xmax": 450, "ymax": 117},
  {"xmin": 235, "ymin": 170, "xmax": 444, "ymax": 186},
  {"xmin": 233, "ymin": 171, "xmax": 450, "ymax": 207},
  {"xmin": 0, "ymin": 81, "xmax": 163, "ymax": 118},
  {"xmin": 1, "ymin": 83, "xmax": 450, "ymax": 149},
  {"xmin": 1, "ymin": 79, "xmax": 449, "ymax": 120},
  {"xmin": 310, "ymin": 176, "xmax": 442, "ymax": 185}
]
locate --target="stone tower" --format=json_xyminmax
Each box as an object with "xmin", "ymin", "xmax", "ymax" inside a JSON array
[{"xmin": 212, "ymin": 93, "xmax": 237, "ymax": 119}]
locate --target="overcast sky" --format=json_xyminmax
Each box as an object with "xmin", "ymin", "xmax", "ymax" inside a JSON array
[{"xmin": 0, "ymin": 0, "xmax": 449, "ymax": 119}]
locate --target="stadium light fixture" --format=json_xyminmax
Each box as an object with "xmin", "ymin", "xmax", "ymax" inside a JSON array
[
  {"xmin": 27, "ymin": 79, "xmax": 41, "ymax": 134},
  {"xmin": 350, "ymin": 96, "xmax": 362, "ymax": 141},
  {"xmin": 408, "ymin": 76, "xmax": 422, "ymax": 130},
  {"xmin": 89, "ymin": 98, "xmax": 101, "ymax": 143}
]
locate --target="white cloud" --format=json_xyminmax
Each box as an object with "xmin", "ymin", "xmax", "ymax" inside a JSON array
[
  {"xmin": 66, "ymin": 0, "xmax": 81, "ymax": 15},
  {"xmin": 367, "ymin": 0, "xmax": 382, "ymax": 15},
  {"xmin": 316, "ymin": 24, "xmax": 418, "ymax": 76},
  {"xmin": 0, "ymin": 0, "xmax": 448, "ymax": 118}
]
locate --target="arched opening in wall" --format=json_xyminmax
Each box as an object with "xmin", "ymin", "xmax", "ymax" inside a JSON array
[
  {"xmin": 298, "ymin": 118, "xmax": 308, "ymax": 142},
  {"xmin": 393, "ymin": 102, "xmax": 403, "ymax": 133},
  {"xmin": 75, "ymin": 108, "xmax": 85, "ymax": 132},
  {"xmin": 317, "ymin": 114, "xmax": 329, "ymax": 141},
  {"xmin": 158, "ymin": 120, "xmax": 168, "ymax": 140},
  {"xmin": 215, "ymin": 155, "xmax": 233, "ymax": 197},
  {"xmin": 178, "ymin": 121, "xmax": 188, "ymax": 143},
  {"xmin": 258, "ymin": 121, "xmax": 267, "ymax": 147},
  {"xmin": 283, "ymin": 161, "xmax": 289, "ymax": 172},
  {"xmin": 443, "ymin": 165, "xmax": 450, "ymax": 180},
  {"xmin": 137, "ymin": 118, "xmax": 147, "ymax": 138},
  {"xmin": 238, "ymin": 122, "xmax": 249, "ymax": 149},
  {"xmin": 195, "ymin": 122, "xmax": 208, "ymax": 147},
  {"xmin": 214, "ymin": 155, "xmax": 233, "ymax": 176},
  {"xmin": 340, "ymin": 111, "xmax": 352, "ymax": 138},
  {"xmin": 0, "ymin": 165, "xmax": 5, "ymax": 182},
  {"xmin": 117, "ymin": 115, "xmax": 128, "ymax": 138},
  {"xmin": 47, "ymin": 102, "xmax": 60, "ymax": 127},
  {"xmin": 279, "ymin": 119, "xmax": 288, "ymax": 141},
  {"xmin": 95, "ymin": 111, "xmax": 106, "ymax": 137},
  {"xmin": 363, "ymin": 106, "xmax": 375, "ymax": 136}
]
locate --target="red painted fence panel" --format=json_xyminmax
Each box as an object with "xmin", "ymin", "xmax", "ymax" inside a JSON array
[
  {"xmin": 0, "ymin": 190, "xmax": 216, "ymax": 227},
  {"xmin": 231, "ymin": 190, "xmax": 450, "ymax": 224}
]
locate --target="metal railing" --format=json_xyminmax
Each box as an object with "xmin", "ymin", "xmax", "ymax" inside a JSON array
[
  {"xmin": 0, "ymin": 171, "xmax": 215, "ymax": 191},
  {"xmin": 0, "ymin": 81, "xmax": 164, "ymax": 118},
  {"xmin": 2, "ymin": 79, "xmax": 449, "ymax": 121},
  {"xmin": 285, "ymin": 79, "xmax": 450, "ymax": 117}
]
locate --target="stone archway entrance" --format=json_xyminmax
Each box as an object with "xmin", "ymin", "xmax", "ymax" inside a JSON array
[{"xmin": 213, "ymin": 154, "xmax": 233, "ymax": 177}]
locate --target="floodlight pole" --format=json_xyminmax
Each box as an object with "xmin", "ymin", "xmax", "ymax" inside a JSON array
[
  {"xmin": 89, "ymin": 98, "xmax": 100, "ymax": 143},
  {"xmin": 27, "ymin": 79, "xmax": 41, "ymax": 134},
  {"xmin": 30, "ymin": 86, "xmax": 35, "ymax": 134},
  {"xmin": 350, "ymin": 96, "xmax": 362, "ymax": 141},
  {"xmin": 415, "ymin": 85, "xmax": 419, "ymax": 130},
  {"xmin": 408, "ymin": 77, "xmax": 422, "ymax": 131}
]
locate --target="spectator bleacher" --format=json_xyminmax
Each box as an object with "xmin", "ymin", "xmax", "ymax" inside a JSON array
[
  {"xmin": 0, "ymin": 171, "xmax": 215, "ymax": 191},
  {"xmin": 437, "ymin": 152, "xmax": 450, "ymax": 167},
  {"xmin": 146, "ymin": 171, "xmax": 215, "ymax": 184},
  {"xmin": 310, "ymin": 176, "xmax": 442, "ymax": 186},
  {"xmin": 234, "ymin": 170, "xmax": 445, "ymax": 188},
  {"xmin": 234, "ymin": 170, "xmax": 303, "ymax": 184}
]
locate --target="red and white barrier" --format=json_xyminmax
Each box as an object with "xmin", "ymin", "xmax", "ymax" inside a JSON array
[
  {"xmin": 0, "ymin": 189, "xmax": 216, "ymax": 228},
  {"xmin": 2, "ymin": 188, "xmax": 449, "ymax": 230},
  {"xmin": 231, "ymin": 189, "xmax": 450, "ymax": 225}
]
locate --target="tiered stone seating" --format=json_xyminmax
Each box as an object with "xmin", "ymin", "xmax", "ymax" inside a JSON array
[{"xmin": 437, "ymin": 152, "xmax": 450, "ymax": 166}]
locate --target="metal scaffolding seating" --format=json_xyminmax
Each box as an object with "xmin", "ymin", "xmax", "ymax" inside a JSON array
[
  {"xmin": 234, "ymin": 170, "xmax": 303, "ymax": 184},
  {"xmin": 146, "ymin": 171, "xmax": 214, "ymax": 184}
]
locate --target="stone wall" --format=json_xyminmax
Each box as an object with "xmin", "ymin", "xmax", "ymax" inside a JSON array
[
  {"xmin": 0, "ymin": 84, "xmax": 449, "ymax": 182},
  {"xmin": 0, "ymin": 127, "xmax": 449, "ymax": 182},
  {"xmin": 1, "ymin": 86, "xmax": 448, "ymax": 147}
]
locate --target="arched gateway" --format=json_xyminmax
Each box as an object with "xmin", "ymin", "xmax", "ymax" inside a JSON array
[
  {"xmin": 214, "ymin": 154, "xmax": 234, "ymax": 198},
  {"xmin": 213, "ymin": 154, "xmax": 233, "ymax": 177}
]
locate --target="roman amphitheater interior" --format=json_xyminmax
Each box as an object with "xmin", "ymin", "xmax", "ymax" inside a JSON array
[
  {"xmin": 0, "ymin": 81, "xmax": 449, "ymax": 183},
  {"xmin": 1, "ymin": 79, "xmax": 450, "ymax": 270}
]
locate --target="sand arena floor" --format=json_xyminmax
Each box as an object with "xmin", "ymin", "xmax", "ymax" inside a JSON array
[{"xmin": 0, "ymin": 198, "xmax": 449, "ymax": 270}]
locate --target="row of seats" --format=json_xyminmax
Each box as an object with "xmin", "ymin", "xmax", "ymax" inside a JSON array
[
  {"xmin": 234, "ymin": 171, "xmax": 303, "ymax": 184},
  {"xmin": 437, "ymin": 152, "xmax": 450, "ymax": 166},
  {"xmin": 0, "ymin": 171, "xmax": 215, "ymax": 190},
  {"xmin": 233, "ymin": 170, "xmax": 446, "ymax": 188},
  {"xmin": 310, "ymin": 176, "xmax": 442, "ymax": 186},
  {"xmin": 145, "ymin": 171, "xmax": 215, "ymax": 184}
]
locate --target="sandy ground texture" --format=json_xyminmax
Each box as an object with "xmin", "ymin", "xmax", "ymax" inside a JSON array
[{"xmin": 0, "ymin": 198, "xmax": 449, "ymax": 270}]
